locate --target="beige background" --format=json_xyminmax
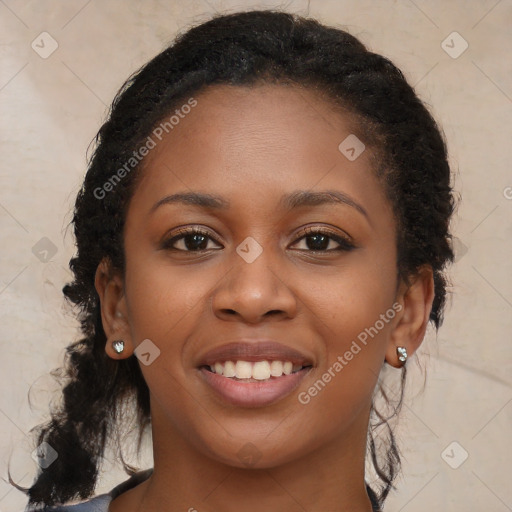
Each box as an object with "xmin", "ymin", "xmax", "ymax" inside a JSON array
[{"xmin": 1, "ymin": 1, "xmax": 511, "ymax": 511}]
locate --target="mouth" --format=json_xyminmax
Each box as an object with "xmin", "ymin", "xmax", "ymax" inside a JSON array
[
  {"xmin": 198, "ymin": 363, "xmax": 313, "ymax": 408},
  {"xmin": 195, "ymin": 340, "xmax": 314, "ymax": 407},
  {"xmin": 200, "ymin": 360, "xmax": 312, "ymax": 381}
]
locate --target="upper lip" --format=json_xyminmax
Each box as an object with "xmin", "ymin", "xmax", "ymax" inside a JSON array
[{"xmin": 197, "ymin": 340, "xmax": 314, "ymax": 367}]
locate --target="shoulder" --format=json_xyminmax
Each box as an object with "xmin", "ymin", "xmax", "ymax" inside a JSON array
[
  {"xmin": 28, "ymin": 494, "xmax": 111, "ymax": 512},
  {"xmin": 27, "ymin": 469, "xmax": 153, "ymax": 512}
]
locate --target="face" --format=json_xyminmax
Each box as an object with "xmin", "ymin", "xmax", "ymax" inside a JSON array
[{"xmin": 107, "ymin": 84, "xmax": 406, "ymax": 468}]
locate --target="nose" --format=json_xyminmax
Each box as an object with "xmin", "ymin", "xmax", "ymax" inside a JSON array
[{"xmin": 211, "ymin": 247, "xmax": 298, "ymax": 324}]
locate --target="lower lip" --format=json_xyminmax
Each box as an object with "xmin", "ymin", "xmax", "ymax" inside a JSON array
[{"xmin": 198, "ymin": 367, "xmax": 312, "ymax": 408}]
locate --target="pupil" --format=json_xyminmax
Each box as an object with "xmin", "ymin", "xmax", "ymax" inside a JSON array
[
  {"xmin": 185, "ymin": 234, "xmax": 207, "ymax": 250},
  {"xmin": 307, "ymin": 234, "xmax": 328, "ymax": 251}
]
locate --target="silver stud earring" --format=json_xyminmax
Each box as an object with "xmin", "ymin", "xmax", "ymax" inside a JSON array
[
  {"xmin": 112, "ymin": 340, "xmax": 125, "ymax": 354},
  {"xmin": 397, "ymin": 346, "xmax": 408, "ymax": 364}
]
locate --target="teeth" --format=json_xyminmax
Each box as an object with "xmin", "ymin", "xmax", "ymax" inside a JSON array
[
  {"xmin": 235, "ymin": 361, "xmax": 252, "ymax": 379},
  {"xmin": 252, "ymin": 361, "xmax": 271, "ymax": 380},
  {"xmin": 208, "ymin": 360, "xmax": 304, "ymax": 379},
  {"xmin": 270, "ymin": 360, "xmax": 283, "ymax": 377},
  {"xmin": 223, "ymin": 360, "xmax": 236, "ymax": 377}
]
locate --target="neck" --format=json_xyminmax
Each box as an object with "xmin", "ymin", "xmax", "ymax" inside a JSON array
[{"xmin": 111, "ymin": 405, "xmax": 376, "ymax": 512}]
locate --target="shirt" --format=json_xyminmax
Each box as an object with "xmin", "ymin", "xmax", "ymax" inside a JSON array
[
  {"xmin": 31, "ymin": 469, "xmax": 153, "ymax": 512},
  {"xmin": 32, "ymin": 469, "xmax": 381, "ymax": 511}
]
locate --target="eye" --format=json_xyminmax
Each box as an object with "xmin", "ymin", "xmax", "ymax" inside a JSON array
[
  {"xmin": 161, "ymin": 226, "xmax": 355, "ymax": 253},
  {"xmin": 291, "ymin": 226, "xmax": 355, "ymax": 253},
  {"xmin": 161, "ymin": 227, "xmax": 222, "ymax": 252}
]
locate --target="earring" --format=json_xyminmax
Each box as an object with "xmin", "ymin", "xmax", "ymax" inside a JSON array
[
  {"xmin": 397, "ymin": 346, "xmax": 408, "ymax": 364},
  {"xmin": 112, "ymin": 340, "xmax": 125, "ymax": 354}
]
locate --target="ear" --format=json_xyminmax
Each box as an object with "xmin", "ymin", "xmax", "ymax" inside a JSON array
[
  {"xmin": 385, "ymin": 265, "xmax": 435, "ymax": 368},
  {"xmin": 94, "ymin": 258, "xmax": 133, "ymax": 359}
]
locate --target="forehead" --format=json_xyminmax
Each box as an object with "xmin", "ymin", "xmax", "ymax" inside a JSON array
[
  {"xmin": 170, "ymin": 84, "xmax": 358, "ymax": 152},
  {"xmin": 129, "ymin": 83, "xmax": 390, "ymax": 223}
]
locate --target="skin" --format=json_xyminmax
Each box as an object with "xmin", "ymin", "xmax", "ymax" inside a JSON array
[{"xmin": 95, "ymin": 84, "xmax": 434, "ymax": 512}]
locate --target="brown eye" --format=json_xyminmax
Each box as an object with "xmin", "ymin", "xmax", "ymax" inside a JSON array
[
  {"xmin": 161, "ymin": 228, "xmax": 222, "ymax": 252},
  {"xmin": 291, "ymin": 227, "xmax": 355, "ymax": 252}
]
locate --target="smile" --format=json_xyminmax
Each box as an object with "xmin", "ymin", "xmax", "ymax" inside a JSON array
[
  {"xmin": 206, "ymin": 359, "xmax": 308, "ymax": 379},
  {"xmin": 198, "ymin": 361, "xmax": 313, "ymax": 408}
]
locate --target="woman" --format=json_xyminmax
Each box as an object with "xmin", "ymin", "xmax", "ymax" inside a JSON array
[{"xmin": 22, "ymin": 9, "xmax": 454, "ymax": 512}]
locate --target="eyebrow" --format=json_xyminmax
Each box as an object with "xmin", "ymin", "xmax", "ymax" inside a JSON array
[{"xmin": 150, "ymin": 190, "xmax": 368, "ymax": 218}]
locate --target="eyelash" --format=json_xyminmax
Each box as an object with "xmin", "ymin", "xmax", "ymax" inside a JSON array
[{"xmin": 161, "ymin": 226, "xmax": 355, "ymax": 253}]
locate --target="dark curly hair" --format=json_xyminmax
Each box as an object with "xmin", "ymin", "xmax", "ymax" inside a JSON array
[{"xmin": 19, "ymin": 9, "xmax": 454, "ymax": 510}]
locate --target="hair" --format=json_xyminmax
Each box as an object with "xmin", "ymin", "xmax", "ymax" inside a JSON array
[{"xmin": 20, "ymin": 9, "xmax": 454, "ymax": 510}]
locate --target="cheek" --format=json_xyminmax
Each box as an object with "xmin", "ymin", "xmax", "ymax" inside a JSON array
[
  {"xmin": 124, "ymin": 234, "xmax": 397, "ymax": 359},
  {"xmin": 124, "ymin": 258, "xmax": 217, "ymax": 345},
  {"xmin": 297, "ymin": 249, "xmax": 397, "ymax": 399},
  {"xmin": 300, "ymin": 248, "xmax": 397, "ymax": 337}
]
